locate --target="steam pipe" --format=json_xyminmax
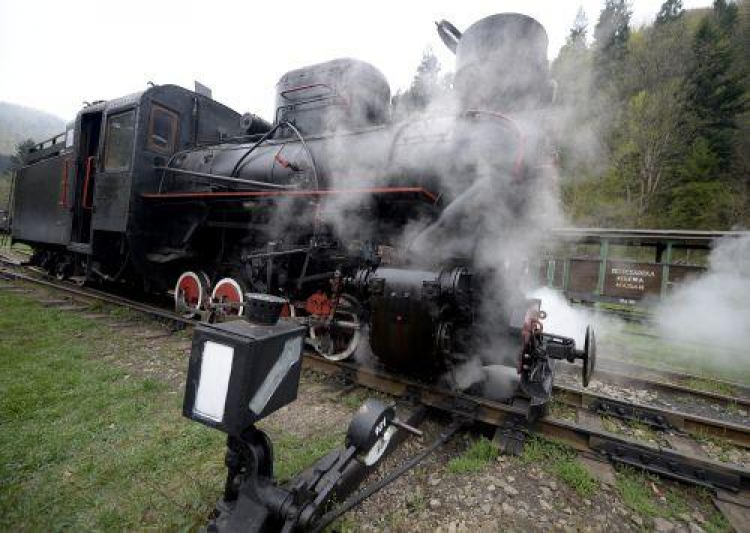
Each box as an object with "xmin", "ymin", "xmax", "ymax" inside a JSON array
[
  {"xmin": 466, "ymin": 110, "xmax": 526, "ymax": 179},
  {"xmin": 279, "ymin": 121, "xmax": 322, "ymax": 238},
  {"xmin": 231, "ymin": 121, "xmax": 285, "ymax": 177}
]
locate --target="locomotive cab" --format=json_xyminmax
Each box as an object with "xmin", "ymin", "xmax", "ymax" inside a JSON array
[{"xmin": 11, "ymin": 84, "xmax": 242, "ymax": 280}]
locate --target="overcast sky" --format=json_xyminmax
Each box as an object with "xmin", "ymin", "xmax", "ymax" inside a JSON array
[{"xmin": 0, "ymin": 0, "xmax": 712, "ymax": 122}]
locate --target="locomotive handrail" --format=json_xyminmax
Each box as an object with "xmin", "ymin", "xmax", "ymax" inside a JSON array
[
  {"xmin": 153, "ymin": 166, "xmax": 297, "ymax": 190},
  {"xmin": 29, "ymin": 132, "xmax": 66, "ymax": 154},
  {"xmin": 58, "ymin": 158, "xmax": 71, "ymax": 208},
  {"xmin": 82, "ymin": 156, "xmax": 96, "ymax": 210},
  {"xmin": 141, "ymin": 186, "xmax": 439, "ymax": 203},
  {"xmin": 275, "ymin": 84, "xmax": 351, "ymax": 125},
  {"xmin": 230, "ymin": 122, "xmax": 285, "ymax": 177},
  {"xmin": 279, "ymin": 83, "xmax": 336, "ymax": 100}
]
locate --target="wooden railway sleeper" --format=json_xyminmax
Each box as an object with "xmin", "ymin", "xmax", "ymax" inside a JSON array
[{"xmin": 492, "ymin": 414, "xmax": 530, "ymax": 456}]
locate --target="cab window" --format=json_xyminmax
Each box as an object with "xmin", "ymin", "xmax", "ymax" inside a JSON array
[
  {"xmin": 103, "ymin": 110, "xmax": 135, "ymax": 171},
  {"xmin": 147, "ymin": 104, "xmax": 179, "ymax": 154}
]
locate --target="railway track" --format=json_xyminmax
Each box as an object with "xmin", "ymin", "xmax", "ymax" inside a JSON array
[
  {"xmin": 5, "ymin": 264, "xmax": 748, "ymax": 448},
  {"xmin": 562, "ymin": 359, "xmax": 750, "ymax": 410},
  {"xmin": 7, "ymin": 256, "xmax": 746, "ymax": 418},
  {"xmin": 1, "ymin": 257, "xmax": 749, "ymax": 528}
]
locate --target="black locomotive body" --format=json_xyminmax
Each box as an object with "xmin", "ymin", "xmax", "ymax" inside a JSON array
[
  {"xmin": 10, "ymin": 13, "xmax": 595, "ymax": 409},
  {"xmin": 12, "ymin": 85, "xmax": 243, "ymax": 280}
]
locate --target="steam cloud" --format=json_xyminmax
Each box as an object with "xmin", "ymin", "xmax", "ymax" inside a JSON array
[
  {"xmin": 527, "ymin": 236, "xmax": 750, "ymax": 381},
  {"xmin": 654, "ymin": 235, "xmax": 750, "ymax": 367}
]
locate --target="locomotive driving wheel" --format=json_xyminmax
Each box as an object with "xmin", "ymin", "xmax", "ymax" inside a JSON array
[
  {"xmin": 174, "ymin": 271, "xmax": 210, "ymax": 319},
  {"xmin": 307, "ymin": 293, "xmax": 362, "ymax": 361},
  {"xmin": 211, "ymin": 277, "xmax": 247, "ymax": 318}
]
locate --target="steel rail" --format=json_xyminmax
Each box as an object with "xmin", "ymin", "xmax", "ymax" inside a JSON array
[
  {"xmin": 589, "ymin": 357, "xmax": 750, "ymax": 400},
  {"xmin": 302, "ymin": 354, "xmax": 750, "ymax": 492},
  {"xmin": 558, "ymin": 359, "xmax": 750, "ymax": 410},
  {"xmin": 5, "ymin": 249, "xmax": 746, "ymax": 402},
  {"xmin": 3, "ymin": 264, "xmax": 748, "ymax": 430},
  {"xmin": 559, "ymin": 366, "xmax": 750, "ymax": 412},
  {"xmin": 552, "ymin": 385, "xmax": 750, "ymax": 448},
  {"xmin": 0, "ymin": 266, "xmax": 192, "ymax": 328},
  {"xmin": 3, "ymin": 261, "xmax": 749, "ymax": 486}
]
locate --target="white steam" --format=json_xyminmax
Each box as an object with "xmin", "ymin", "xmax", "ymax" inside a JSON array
[
  {"xmin": 529, "ymin": 286, "xmax": 622, "ymax": 347},
  {"xmin": 654, "ymin": 235, "xmax": 750, "ymax": 365}
]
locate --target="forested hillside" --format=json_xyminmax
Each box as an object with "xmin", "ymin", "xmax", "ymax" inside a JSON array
[
  {"xmin": 397, "ymin": 0, "xmax": 749, "ymax": 230},
  {"xmin": 553, "ymin": 0, "xmax": 748, "ymax": 229}
]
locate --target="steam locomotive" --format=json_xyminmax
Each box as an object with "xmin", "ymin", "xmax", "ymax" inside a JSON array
[{"xmin": 10, "ymin": 13, "xmax": 595, "ymax": 408}]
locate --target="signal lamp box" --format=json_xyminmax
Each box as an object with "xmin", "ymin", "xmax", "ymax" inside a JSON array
[{"xmin": 183, "ymin": 319, "xmax": 305, "ymax": 436}]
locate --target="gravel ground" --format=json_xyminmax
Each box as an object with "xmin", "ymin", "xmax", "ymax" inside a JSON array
[
  {"xmin": 556, "ymin": 370, "xmax": 750, "ymax": 427},
  {"xmin": 4, "ymin": 280, "xmax": 737, "ymax": 532}
]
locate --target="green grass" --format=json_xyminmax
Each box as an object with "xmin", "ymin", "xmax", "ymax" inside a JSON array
[
  {"xmin": 109, "ymin": 305, "xmax": 140, "ymax": 319},
  {"xmin": 0, "ymin": 291, "xmax": 228, "ymax": 530},
  {"xmin": 324, "ymin": 514, "xmax": 358, "ymax": 532},
  {"xmin": 547, "ymin": 399, "xmax": 577, "ymax": 421},
  {"xmin": 683, "ymin": 377, "xmax": 738, "ymax": 397},
  {"xmin": 691, "ymin": 431, "xmax": 736, "ymax": 463},
  {"xmin": 615, "ymin": 467, "xmax": 731, "ymax": 531},
  {"xmin": 615, "ymin": 468, "xmax": 660, "ymax": 517},
  {"xmin": 339, "ymin": 389, "xmax": 370, "ymax": 410},
  {"xmin": 446, "ymin": 436, "xmax": 499, "ymax": 474},
  {"xmin": 0, "ymin": 289, "xmax": 350, "ymax": 529},
  {"xmin": 405, "ymin": 490, "xmax": 427, "ymax": 513},
  {"xmin": 521, "ymin": 436, "xmax": 598, "ymax": 497},
  {"xmin": 603, "ymin": 328, "xmax": 750, "ymax": 385},
  {"xmin": 271, "ymin": 431, "xmax": 343, "ymax": 481}
]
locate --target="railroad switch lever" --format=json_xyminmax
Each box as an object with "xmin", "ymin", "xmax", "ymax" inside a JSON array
[
  {"xmin": 209, "ymin": 399, "xmax": 419, "ymax": 532},
  {"xmin": 391, "ymin": 417, "xmax": 423, "ymax": 437}
]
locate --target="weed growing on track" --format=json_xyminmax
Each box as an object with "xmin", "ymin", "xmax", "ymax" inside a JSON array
[
  {"xmin": 521, "ymin": 436, "xmax": 598, "ymax": 497},
  {"xmin": 683, "ymin": 377, "xmax": 738, "ymax": 397},
  {"xmin": 447, "ymin": 436, "xmax": 498, "ymax": 474},
  {"xmin": 615, "ymin": 467, "xmax": 730, "ymax": 532}
]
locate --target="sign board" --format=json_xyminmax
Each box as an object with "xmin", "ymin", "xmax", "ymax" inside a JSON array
[{"xmin": 604, "ymin": 262, "xmax": 662, "ymax": 299}]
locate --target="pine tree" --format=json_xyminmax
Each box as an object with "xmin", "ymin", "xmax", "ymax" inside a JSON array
[
  {"xmin": 569, "ymin": 7, "xmax": 589, "ymax": 47},
  {"xmin": 10, "ymin": 139, "xmax": 35, "ymax": 169},
  {"xmin": 553, "ymin": 8, "xmax": 593, "ymax": 106},
  {"xmin": 713, "ymin": 0, "xmax": 739, "ymax": 33},
  {"xmin": 393, "ymin": 49, "xmax": 447, "ymax": 115},
  {"xmin": 655, "ymin": 0, "xmax": 684, "ymax": 26},
  {"xmin": 593, "ymin": 0, "xmax": 632, "ymax": 73},
  {"xmin": 685, "ymin": 15, "xmax": 745, "ymax": 170}
]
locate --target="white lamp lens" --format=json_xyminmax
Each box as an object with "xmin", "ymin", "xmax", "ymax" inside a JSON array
[{"xmin": 194, "ymin": 341, "xmax": 234, "ymax": 422}]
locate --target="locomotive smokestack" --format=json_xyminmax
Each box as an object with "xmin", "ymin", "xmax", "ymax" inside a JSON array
[{"xmin": 451, "ymin": 13, "xmax": 554, "ymax": 111}]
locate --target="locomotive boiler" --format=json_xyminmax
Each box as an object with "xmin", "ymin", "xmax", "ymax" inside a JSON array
[{"xmin": 10, "ymin": 13, "xmax": 596, "ymax": 409}]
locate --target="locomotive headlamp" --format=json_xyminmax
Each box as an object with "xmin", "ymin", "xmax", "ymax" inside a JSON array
[{"xmin": 183, "ymin": 294, "xmax": 305, "ymax": 435}]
